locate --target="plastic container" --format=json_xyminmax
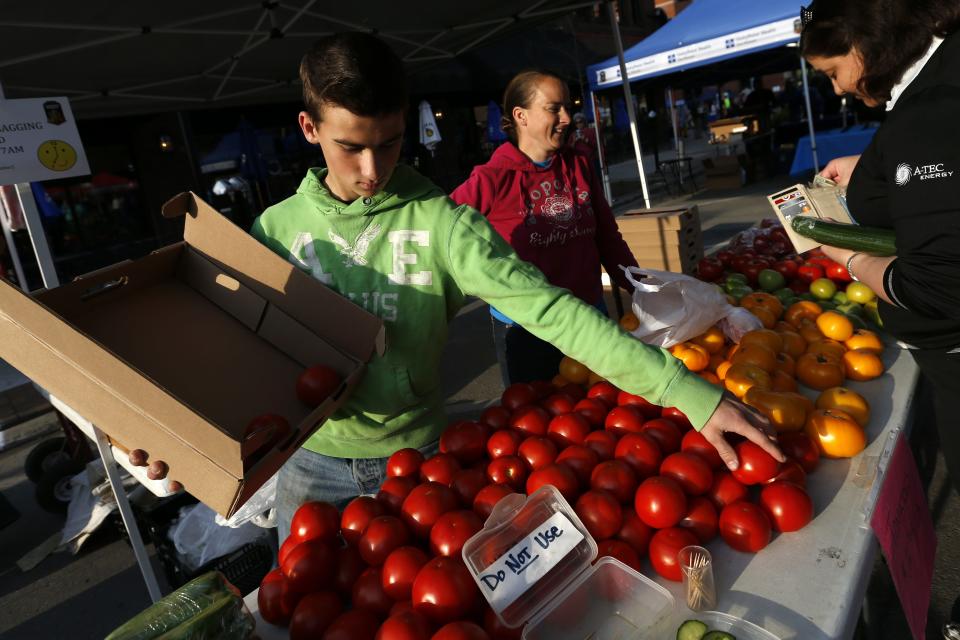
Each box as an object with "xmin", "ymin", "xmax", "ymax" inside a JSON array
[
  {"xmin": 673, "ymin": 611, "xmax": 780, "ymax": 640},
  {"xmin": 461, "ymin": 486, "xmax": 675, "ymax": 638}
]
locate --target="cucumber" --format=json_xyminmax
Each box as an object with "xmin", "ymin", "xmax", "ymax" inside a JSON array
[
  {"xmin": 702, "ymin": 632, "xmax": 737, "ymax": 640},
  {"xmin": 790, "ymin": 217, "xmax": 897, "ymax": 256},
  {"xmin": 677, "ymin": 619, "xmax": 709, "ymax": 640},
  {"xmin": 154, "ymin": 594, "xmax": 254, "ymax": 640}
]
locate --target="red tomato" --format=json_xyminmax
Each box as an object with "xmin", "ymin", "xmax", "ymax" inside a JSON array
[
  {"xmin": 387, "ymin": 448, "xmax": 426, "ymax": 479},
  {"xmin": 659, "ymin": 452, "xmax": 714, "ymax": 496},
  {"xmin": 290, "ymin": 501, "xmax": 340, "ymax": 544},
  {"xmin": 526, "ymin": 463, "xmax": 580, "ymax": 502},
  {"xmin": 596, "ymin": 539, "xmax": 641, "ymax": 571},
  {"xmin": 450, "ymin": 468, "xmax": 488, "ymax": 507},
  {"xmin": 430, "ymin": 510, "xmax": 483, "ymax": 557},
  {"xmin": 678, "ymin": 496, "xmax": 719, "ymax": 544},
  {"xmin": 333, "ymin": 545, "xmax": 366, "ymax": 597},
  {"xmin": 584, "ymin": 430, "xmax": 618, "ymax": 461},
  {"xmin": 382, "ymin": 546, "xmax": 430, "ymax": 600},
  {"xmin": 660, "ymin": 407, "xmax": 693, "ymax": 432},
  {"xmin": 401, "ymin": 482, "xmax": 459, "ymax": 539},
  {"xmin": 540, "ymin": 393, "xmax": 576, "ymax": 417},
  {"xmin": 324, "ymin": 609, "xmax": 381, "ymax": 640},
  {"xmin": 573, "ymin": 397, "xmax": 608, "ymax": 427},
  {"xmin": 616, "ymin": 391, "xmax": 660, "ymax": 418},
  {"xmin": 765, "ymin": 459, "xmax": 807, "ymax": 487},
  {"xmin": 547, "ymin": 412, "xmax": 592, "ymax": 447},
  {"xmin": 604, "ymin": 405, "xmax": 646, "ymax": 437},
  {"xmin": 556, "ymin": 445, "xmax": 600, "ymax": 486},
  {"xmin": 590, "ymin": 459, "xmax": 638, "ymax": 504},
  {"xmin": 242, "ymin": 414, "xmax": 290, "ymax": 462},
  {"xmin": 778, "ymin": 432, "xmax": 821, "ymax": 473},
  {"xmin": 797, "ymin": 263, "xmax": 824, "ymax": 284},
  {"xmin": 440, "ymin": 421, "xmax": 489, "ymax": 464},
  {"xmin": 432, "ymin": 621, "xmax": 490, "ymax": 640},
  {"xmin": 759, "ymin": 481, "xmax": 814, "ymax": 532},
  {"xmin": 510, "ymin": 405, "xmax": 551, "ymax": 437},
  {"xmin": 472, "ymin": 484, "xmax": 516, "ymax": 520},
  {"xmin": 487, "ymin": 429, "xmax": 523, "ymax": 459},
  {"xmin": 376, "ymin": 610, "xmax": 433, "ymax": 640},
  {"xmin": 353, "ymin": 567, "xmax": 395, "ymax": 616},
  {"xmin": 258, "ymin": 568, "xmax": 300, "ymax": 626},
  {"xmin": 634, "ymin": 476, "xmax": 687, "ymax": 529},
  {"xmin": 614, "ymin": 432, "xmax": 663, "ymax": 478},
  {"xmin": 575, "ymin": 490, "xmax": 623, "ymax": 540},
  {"xmin": 517, "ymin": 436, "xmax": 558, "ymax": 471},
  {"xmin": 281, "ymin": 539, "xmax": 337, "ymax": 594},
  {"xmin": 278, "ymin": 535, "xmax": 300, "ymax": 567},
  {"xmin": 616, "ymin": 511, "xmax": 653, "ymax": 557},
  {"xmin": 731, "ymin": 441, "xmax": 781, "ymax": 485},
  {"xmin": 719, "ymin": 501, "xmax": 773, "ymax": 552},
  {"xmin": 412, "ymin": 557, "xmax": 480, "ymax": 624},
  {"xmin": 707, "ymin": 471, "xmax": 749, "ymax": 510},
  {"xmin": 479, "ymin": 406, "xmax": 511, "ymax": 430},
  {"xmin": 389, "ymin": 600, "xmax": 416, "ymax": 617},
  {"xmin": 501, "ymin": 383, "xmax": 537, "ymax": 411},
  {"xmin": 531, "ymin": 380, "xmax": 556, "ymax": 399},
  {"xmin": 484, "ymin": 606, "xmax": 522, "ymax": 640},
  {"xmin": 680, "ymin": 430, "xmax": 724, "ymax": 470},
  {"xmin": 486, "ymin": 456, "xmax": 528, "ymax": 491},
  {"xmin": 559, "ymin": 382, "xmax": 586, "ymax": 402},
  {"xmin": 420, "ymin": 454, "xmax": 461, "ymax": 486},
  {"xmin": 342, "ymin": 496, "xmax": 388, "ymax": 546},
  {"xmin": 295, "ymin": 364, "xmax": 341, "ymax": 406},
  {"xmin": 640, "ymin": 418, "xmax": 683, "ymax": 455},
  {"xmin": 378, "ymin": 476, "xmax": 418, "ymax": 515},
  {"xmin": 359, "ymin": 515, "xmax": 411, "ymax": 567},
  {"xmin": 289, "ymin": 590, "xmax": 343, "ymax": 640},
  {"xmin": 587, "ymin": 381, "xmax": 620, "ymax": 407},
  {"xmin": 648, "ymin": 527, "xmax": 699, "ymax": 581}
]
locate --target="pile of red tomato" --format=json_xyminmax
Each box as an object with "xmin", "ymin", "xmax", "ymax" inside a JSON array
[{"xmin": 258, "ymin": 374, "xmax": 821, "ymax": 640}]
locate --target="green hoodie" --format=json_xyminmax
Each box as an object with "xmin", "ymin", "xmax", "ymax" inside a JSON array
[{"xmin": 251, "ymin": 165, "xmax": 722, "ymax": 458}]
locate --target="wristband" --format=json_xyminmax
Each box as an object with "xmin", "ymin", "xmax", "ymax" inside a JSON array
[{"xmin": 845, "ymin": 253, "xmax": 861, "ymax": 282}]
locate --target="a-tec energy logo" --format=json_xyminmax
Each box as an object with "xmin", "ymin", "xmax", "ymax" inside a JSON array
[{"xmin": 896, "ymin": 162, "xmax": 955, "ymax": 186}]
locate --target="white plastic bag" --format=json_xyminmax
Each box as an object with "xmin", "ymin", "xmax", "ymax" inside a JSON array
[
  {"xmin": 169, "ymin": 503, "xmax": 270, "ymax": 572},
  {"xmin": 214, "ymin": 474, "xmax": 277, "ymax": 529},
  {"xmin": 621, "ymin": 266, "xmax": 761, "ymax": 348}
]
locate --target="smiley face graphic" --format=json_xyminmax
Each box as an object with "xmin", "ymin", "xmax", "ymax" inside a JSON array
[{"xmin": 37, "ymin": 140, "xmax": 77, "ymax": 171}]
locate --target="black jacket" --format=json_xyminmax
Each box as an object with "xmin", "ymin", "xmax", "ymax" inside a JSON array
[{"xmin": 847, "ymin": 30, "xmax": 960, "ymax": 350}]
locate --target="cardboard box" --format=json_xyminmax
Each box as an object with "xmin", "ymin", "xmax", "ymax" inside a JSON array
[
  {"xmin": 767, "ymin": 183, "xmax": 854, "ymax": 253},
  {"xmin": 0, "ymin": 192, "xmax": 385, "ymax": 517},
  {"xmin": 616, "ymin": 206, "xmax": 702, "ymax": 275}
]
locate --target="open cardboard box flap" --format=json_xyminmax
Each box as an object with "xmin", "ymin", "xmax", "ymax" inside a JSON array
[{"xmin": 0, "ymin": 192, "xmax": 385, "ymax": 517}]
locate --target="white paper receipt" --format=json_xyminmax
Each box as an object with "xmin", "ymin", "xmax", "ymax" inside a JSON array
[{"xmin": 473, "ymin": 512, "xmax": 585, "ymax": 613}]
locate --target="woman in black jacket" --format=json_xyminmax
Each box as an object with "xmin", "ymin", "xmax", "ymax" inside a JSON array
[{"xmin": 801, "ymin": 0, "xmax": 960, "ymax": 493}]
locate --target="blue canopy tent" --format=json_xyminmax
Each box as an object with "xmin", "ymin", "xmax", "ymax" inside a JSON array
[{"xmin": 585, "ymin": 0, "xmax": 817, "ymax": 196}]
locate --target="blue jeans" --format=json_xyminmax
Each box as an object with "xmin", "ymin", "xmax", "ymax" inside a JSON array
[{"xmin": 275, "ymin": 440, "xmax": 439, "ymax": 543}]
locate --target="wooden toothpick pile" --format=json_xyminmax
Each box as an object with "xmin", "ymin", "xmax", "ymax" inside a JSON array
[{"xmin": 685, "ymin": 548, "xmax": 717, "ymax": 611}]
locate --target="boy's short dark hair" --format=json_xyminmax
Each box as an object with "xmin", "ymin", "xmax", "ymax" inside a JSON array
[{"xmin": 299, "ymin": 32, "xmax": 408, "ymax": 121}]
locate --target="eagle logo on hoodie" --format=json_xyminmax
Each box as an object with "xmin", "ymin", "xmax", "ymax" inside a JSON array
[{"xmin": 329, "ymin": 223, "xmax": 382, "ymax": 267}]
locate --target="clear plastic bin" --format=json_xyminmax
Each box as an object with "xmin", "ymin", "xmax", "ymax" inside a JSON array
[{"xmin": 673, "ymin": 610, "xmax": 780, "ymax": 640}]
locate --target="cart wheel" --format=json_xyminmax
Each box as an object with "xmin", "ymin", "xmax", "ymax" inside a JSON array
[
  {"xmin": 24, "ymin": 437, "xmax": 69, "ymax": 484},
  {"xmin": 35, "ymin": 459, "xmax": 82, "ymax": 514}
]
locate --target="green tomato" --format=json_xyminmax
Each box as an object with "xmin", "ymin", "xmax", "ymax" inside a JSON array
[
  {"xmin": 809, "ymin": 278, "xmax": 838, "ymax": 300},
  {"xmin": 728, "ymin": 285, "xmax": 754, "ymax": 300},
  {"xmin": 832, "ymin": 291, "xmax": 848, "ymax": 305},
  {"xmin": 757, "ymin": 269, "xmax": 786, "ymax": 292},
  {"xmin": 773, "ymin": 288, "xmax": 795, "ymax": 304},
  {"xmin": 798, "ymin": 292, "xmax": 818, "ymax": 302},
  {"xmin": 846, "ymin": 281, "xmax": 877, "ymax": 304},
  {"xmin": 819, "ymin": 300, "xmax": 837, "ymax": 310}
]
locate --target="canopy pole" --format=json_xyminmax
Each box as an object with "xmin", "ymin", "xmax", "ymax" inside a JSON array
[
  {"xmin": 667, "ymin": 87, "xmax": 680, "ymax": 156},
  {"xmin": 606, "ymin": 0, "xmax": 650, "ymax": 209},
  {"xmin": 800, "ymin": 56, "xmax": 820, "ymax": 174},
  {"xmin": 590, "ymin": 92, "xmax": 614, "ymax": 205}
]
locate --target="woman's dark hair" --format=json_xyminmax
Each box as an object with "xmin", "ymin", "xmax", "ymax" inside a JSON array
[
  {"xmin": 500, "ymin": 70, "xmax": 567, "ymax": 144},
  {"xmin": 800, "ymin": 0, "xmax": 960, "ymax": 103},
  {"xmin": 299, "ymin": 32, "xmax": 408, "ymax": 121}
]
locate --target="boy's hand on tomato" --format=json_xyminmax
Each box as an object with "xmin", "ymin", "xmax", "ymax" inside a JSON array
[{"xmin": 700, "ymin": 393, "xmax": 785, "ymax": 471}]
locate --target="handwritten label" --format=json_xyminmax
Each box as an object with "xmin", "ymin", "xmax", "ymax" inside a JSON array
[
  {"xmin": 471, "ymin": 512, "xmax": 585, "ymax": 614},
  {"xmin": 870, "ymin": 438, "xmax": 936, "ymax": 640}
]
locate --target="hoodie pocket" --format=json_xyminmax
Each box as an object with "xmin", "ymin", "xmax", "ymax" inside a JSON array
[{"xmin": 394, "ymin": 366, "xmax": 422, "ymax": 406}]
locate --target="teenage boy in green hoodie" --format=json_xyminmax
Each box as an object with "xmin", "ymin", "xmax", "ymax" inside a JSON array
[{"xmin": 136, "ymin": 33, "xmax": 782, "ymax": 540}]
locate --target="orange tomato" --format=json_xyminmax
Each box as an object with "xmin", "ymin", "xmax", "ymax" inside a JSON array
[
  {"xmin": 587, "ymin": 370, "xmax": 607, "ymax": 386},
  {"xmin": 774, "ymin": 320, "xmax": 796, "ymax": 334},
  {"xmin": 724, "ymin": 362, "xmax": 772, "ymax": 398},
  {"xmin": 816, "ymin": 387, "xmax": 870, "ymax": 427},
  {"xmin": 672, "ymin": 342, "xmax": 710, "ymax": 372},
  {"xmin": 693, "ymin": 326, "xmax": 727, "ymax": 355},
  {"xmin": 842, "ymin": 348, "xmax": 884, "ymax": 381},
  {"xmin": 715, "ymin": 360, "xmax": 733, "ymax": 381},
  {"xmin": 698, "ymin": 371, "xmax": 721, "ymax": 385},
  {"xmin": 845, "ymin": 329, "xmax": 884, "ymax": 354},
  {"xmin": 741, "ymin": 292, "xmax": 784, "ymax": 320},
  {"xmin": 552, "ymin": 374, "xmax": 570, "ymax": 387},
  {"xmin": 743, "ymin": 388, "xmax": 810, "ymax": 433},
  {"xmin": 749, "ymin": 306, "xmax": 777, "ymax": 329},
  {"xmin": 708, "ymin": 352, "xmax": 726, "ymax": 373},
  {"xmin": 619, "ymin": 312, "xmax": 640, "ymax": 332},
  {"xmin": 805, "ymin": 408, "xmax": 867, "ymax": 458},
  {"xmin": 740, "ymin": 329, "xmax": 783, "ymax": 353},
  {"xmin": 771, "ymin": 369, "xmax": 798, "ymax": 392},
  {"xmin": 798, "ymin": 321, "xmax": 826, "ymax": 345},
  {"xmin": 731, "ymin": 343, "xmax": 778, "ymax": 373},
  {"xmin": 796, "ymin": 353, "xmax": 846, "ymax": 391},
  {"xmin": 816, "ymin": 311, "xmax": 855, "ymax": 342},
  {"xmin": 559, "ymin": 356, "xmax": 590, "ymax": 384},
  {"xmin": 805, "ymin": 339, "xmax": 846, "ymax": 362},
  {"xmin": 774, "ymin": 352, "xmax": 796, "ymax": 377},
  {"xmin": 726, "ymin": 343, "xmax": 740, "ymax": 360},
  {"xmin": 778, "ymin": 330, "xmax": 807, "ymax": 359},
  {"xmin": 785, "ymin": 301, "xmax": 823, "ymax": 328}
]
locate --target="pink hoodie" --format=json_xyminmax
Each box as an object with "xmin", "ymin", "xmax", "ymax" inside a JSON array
[{"xmin": 450, "ymin": 142, "xmax": 637, "ymax": 305}]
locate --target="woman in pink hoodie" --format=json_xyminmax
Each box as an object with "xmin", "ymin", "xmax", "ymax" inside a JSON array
[{"xmin": 451, "ymin": 71, "xmax": 639, "ymax": 386}]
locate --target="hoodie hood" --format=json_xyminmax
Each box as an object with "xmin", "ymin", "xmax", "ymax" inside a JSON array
[
  {"xmin": 296, "ymin": 164, "xmax": 444, "ymax": 217},
  {"xmin": 486, "ymin": 141, "xmax": 576, "ymax": 173}
]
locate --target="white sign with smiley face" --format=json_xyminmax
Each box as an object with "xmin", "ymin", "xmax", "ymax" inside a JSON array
[{"xmin": 0, "ymin": 97, "xmax": 89, "ymax": 185}]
